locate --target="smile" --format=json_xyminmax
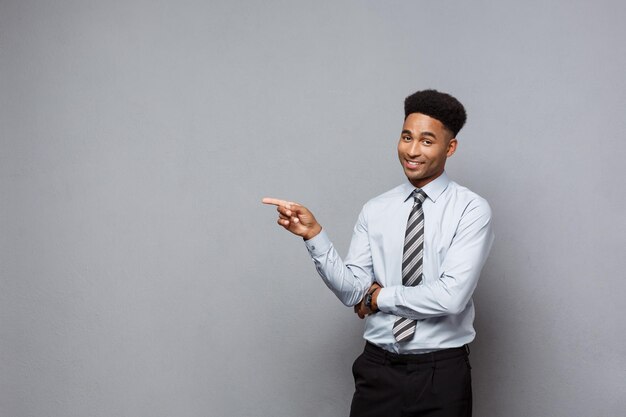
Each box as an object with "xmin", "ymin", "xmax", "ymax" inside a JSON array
[{"xmin": 405, "ymin": 160, "xmax": 424, "ymax": 168}]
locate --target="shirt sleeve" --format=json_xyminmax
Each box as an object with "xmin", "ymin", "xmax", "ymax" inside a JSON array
[
  {"xmin": 304, "ymin": 207, "xmax": 374, "ymax": 307},
  {"xmin": 376, "ymin": 198, "xmax": 494, "ymax": 319}
]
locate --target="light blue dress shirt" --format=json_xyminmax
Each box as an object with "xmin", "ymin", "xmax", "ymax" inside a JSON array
[{"xmin": 304, "ymin": 172, "xmax": 494, "ymax": 354}]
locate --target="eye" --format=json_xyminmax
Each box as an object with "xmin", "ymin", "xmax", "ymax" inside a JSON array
[
  {"xmin": 402, "ymin": 135, "xmax": 412, "ymax": 142},
  {"xmin": 422, "ymin": 139, "xmax": 432, "ymax": 146}
]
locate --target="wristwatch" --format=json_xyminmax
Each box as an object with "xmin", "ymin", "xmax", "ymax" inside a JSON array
[{"xmin": 365, "ymin": 288, "xmax": 377, "ymax": 312}]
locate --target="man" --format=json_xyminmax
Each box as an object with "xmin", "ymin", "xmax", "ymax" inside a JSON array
[{"xmin": 263, "ymin": 89, "xmax": 494, "ymax": 417}]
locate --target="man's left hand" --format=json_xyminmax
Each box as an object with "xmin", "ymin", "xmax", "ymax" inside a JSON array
[{"xmin": 354, "ymin": 283, "xmax": 382, "ymax": 319}]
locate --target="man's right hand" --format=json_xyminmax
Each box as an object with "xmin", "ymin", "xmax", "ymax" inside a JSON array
[{"xmin": 262, "ymin": 198, "xmax": 322, "ymax": 240}]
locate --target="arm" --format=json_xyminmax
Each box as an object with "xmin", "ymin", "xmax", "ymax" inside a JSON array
[
  {"xmin": 262, "ymin": 198, "xmax": 374, "ymax": 307},
  {"xmin": 376, "ymin": 199, "xmax": 494, "ymax": 320}
]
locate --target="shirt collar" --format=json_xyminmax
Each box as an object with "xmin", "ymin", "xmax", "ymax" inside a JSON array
[{"xmin": 402, "ymin": 171, "xmax": 451, "ymax": 203}]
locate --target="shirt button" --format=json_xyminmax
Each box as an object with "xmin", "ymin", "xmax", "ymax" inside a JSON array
[{"xmin": 311, "ymin": 246, "xmax": 316, "ymax": 250}]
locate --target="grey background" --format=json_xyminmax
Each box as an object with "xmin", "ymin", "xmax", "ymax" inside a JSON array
[{"xmin": 2, "ymin": 1, "xmax": 625, "ymax": 416}]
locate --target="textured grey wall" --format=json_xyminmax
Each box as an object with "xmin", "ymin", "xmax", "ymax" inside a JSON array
[{"xmin": 2, "ymin": 1, "xmax": 625, "ymax": 416}]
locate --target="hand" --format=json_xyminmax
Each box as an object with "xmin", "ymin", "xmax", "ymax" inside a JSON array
[
  {"xmin": 262, "ymin": 198, "xmax": 322, "ymax": 240},
  {"xmin": 354, "ymin": 282, "xmax": 382, "ymax": 319}
]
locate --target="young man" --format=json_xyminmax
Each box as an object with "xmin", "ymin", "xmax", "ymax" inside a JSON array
[{"xmin": 263, "ymin": 90, "xmax": 494, "ymax": 417}]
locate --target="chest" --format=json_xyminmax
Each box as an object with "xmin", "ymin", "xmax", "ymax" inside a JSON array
[{"xmin": 367, "ymin": 202, "xmax": 460, "ymax": 269}]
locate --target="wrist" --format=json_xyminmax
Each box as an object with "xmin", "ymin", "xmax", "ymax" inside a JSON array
[
  {"xmin": 303, "ymin": 224, "xmax": 322, "ymax": 241},
  {"xmin": 366, "ymin": 286, "xmax": 380, "ymax": 313},
  {"xmin": 371, "ymin": 288, "xmax": 380, "ymax": 312}
]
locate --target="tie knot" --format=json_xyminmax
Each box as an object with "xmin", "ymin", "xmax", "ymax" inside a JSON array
[{"xmin": 412, "ymin": 189, "xmax": 427, "ymax": 205}]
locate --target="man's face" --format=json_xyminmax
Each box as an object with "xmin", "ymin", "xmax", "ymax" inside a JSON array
[{"xmin": 397, "ymin": 113, "xmax": 457, "ymax": 188}]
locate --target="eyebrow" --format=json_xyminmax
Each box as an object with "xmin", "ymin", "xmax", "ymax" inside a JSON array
[{"xmin": 402, "ymin": 130, "xmax": 437, "ymax": 139}]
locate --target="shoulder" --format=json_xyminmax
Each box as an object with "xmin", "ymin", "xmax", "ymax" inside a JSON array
[
  {"xmin": 363, "ymin": 184, "xmax": 408, "ymax": 210},
  {"xmin": 353, "ymin": 184, "xmax": 409, "ymax": 223},
  {"xmin": 444, "ymin": 181, "xmax": 492, "ymax": 219}
]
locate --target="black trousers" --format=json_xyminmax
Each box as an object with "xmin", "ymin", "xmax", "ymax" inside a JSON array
[{"xmin": 349, "ymin": 342, "xmax": 472, "ymax": 417}]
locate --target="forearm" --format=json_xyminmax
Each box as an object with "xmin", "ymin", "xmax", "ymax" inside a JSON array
[
  {"xmin": 306, "ymin": 230, "xmax": 373, "ymax": 307},
  {"xmin": 376, "ymin": 272, "xmax": 480, "ymax": 319}
]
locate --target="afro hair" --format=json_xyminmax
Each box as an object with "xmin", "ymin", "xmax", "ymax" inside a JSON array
[{"xmin": 404, "ymin": 89, "xmax": 467, "ymax": 137}]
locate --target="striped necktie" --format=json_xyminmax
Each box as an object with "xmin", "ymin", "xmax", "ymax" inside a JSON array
[{"xmin": 393, "ymin": 189, "xmax": 427, "ymax": 342}]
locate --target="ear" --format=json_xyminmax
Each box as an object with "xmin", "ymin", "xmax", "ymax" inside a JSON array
[{"xmin": 446, "ymin": 138, "xmax": 458, "ymax": 157}]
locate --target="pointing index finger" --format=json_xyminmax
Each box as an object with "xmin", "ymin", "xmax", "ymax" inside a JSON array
[{"xmin": 262, "ymin": 197, "xmax": 295, "ymax": 208}]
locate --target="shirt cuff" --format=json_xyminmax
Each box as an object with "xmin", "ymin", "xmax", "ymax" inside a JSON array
[
  {"xmin": 304, "ymin": 229, "xmax": 332, "ymax": 257},
  {"xmin": 375, "ymin": 286, "xmax": 397, "ymax": 313}
]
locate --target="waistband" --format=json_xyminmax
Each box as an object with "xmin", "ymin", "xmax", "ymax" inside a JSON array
[{"xmin": 364, "ymin": 341, "xmax": 469, "ymax": 365}]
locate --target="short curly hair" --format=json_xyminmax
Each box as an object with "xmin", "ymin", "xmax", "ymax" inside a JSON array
[{"xmin": 404, "ymin": 89, "xmax": 467, "ymax": 137}]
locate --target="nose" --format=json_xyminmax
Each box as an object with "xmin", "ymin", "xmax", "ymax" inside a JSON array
[{"xmin": 406, "ymin": 140, "xmax": 421, "ymax": 157}]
